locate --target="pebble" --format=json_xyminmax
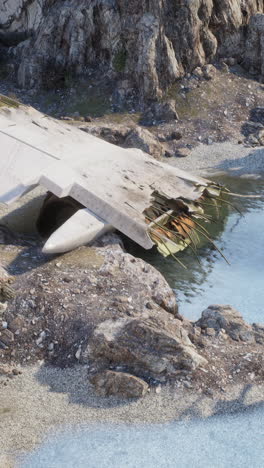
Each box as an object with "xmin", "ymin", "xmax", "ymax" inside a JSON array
[
  {"xmin": 183, "ymin": 381, "xmax": 193, "ymax": 389},
  {"xmin": 36, "ymin": 330, "xmax": 46, "ymax": 346},
  {"xmin": 0, "ymin": 303, "xmax": 7, "ymax": 313},
  {"xmin": 0, "ymin": 329, "xmax": 14, "ymax": 345},
  {"xmin": 75, "ymin": 345, "xmax": 82, "ymax": 360}
]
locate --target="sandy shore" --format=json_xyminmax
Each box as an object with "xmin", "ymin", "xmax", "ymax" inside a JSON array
[
  {"xmin": 1, "ymin": 364, "xmax": 264, "ymax": 459},
  {"xmin": 172, "ymin": 141, "xmax": 264, "ymax": 177},
  {"xmin": 1, "ymin": 140, "xmax": 264, "ymax": 462}
]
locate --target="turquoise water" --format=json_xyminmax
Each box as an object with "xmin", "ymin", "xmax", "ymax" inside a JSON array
[
  {"xmin": 134, "ymin": 176, "xmax": 264, "ymax": 323},
  {"xmin": 20, "ymin": 406, "xmax": 264, "ymax": 468}
]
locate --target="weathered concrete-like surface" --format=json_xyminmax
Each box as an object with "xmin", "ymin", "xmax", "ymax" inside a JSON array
[{"xmin": 0, "ymin": 103, "xmax": 214, "ymax": 253}]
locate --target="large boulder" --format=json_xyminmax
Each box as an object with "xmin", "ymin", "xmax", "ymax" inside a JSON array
[
  {"xmin": 123, "ymin": 127, "xmax": 164, "ymax": 159},
  {"xmin": 79, "ymin": 123, "xmax": 131, "ymax": 146},
  {"xmin": 87, "ymin": 310, "xmax": 207, "ymax": 382}
]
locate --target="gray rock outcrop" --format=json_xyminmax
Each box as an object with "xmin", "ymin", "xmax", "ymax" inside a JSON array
[
  {"xmin": 196, "ymin": 304, "xmax": 264, "ymax": 343},
  {"xmin": 2, "ymin": 1, "xmax": 264, "ymax": 100},
  {"xmin": 140, "ymin": 100, "xmax": 179, "ymax": 126},
  {"xmin": 244, "ymin": 14, "xmax": 264, "ymax": 79},
  {"xmin": 123, "ymin": 127, "xmax": 164, "ymax": 159},
  {"xmin": 79, "ymin": 123, "xmax": 165, "ymax": 159},
  {"xmin": 87, "ymin": 311, "xmax": 207, "ymax": 382}
]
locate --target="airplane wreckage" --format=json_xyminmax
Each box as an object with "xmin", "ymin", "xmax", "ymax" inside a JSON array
[{"xmin": 0, "ymin": 96, "xmax": 239, "ymax": 267}]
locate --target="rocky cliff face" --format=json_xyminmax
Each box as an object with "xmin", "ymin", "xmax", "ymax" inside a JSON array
[{"xmin": 1, "ymin": 0, "xmax": 264, "ymax": 101}]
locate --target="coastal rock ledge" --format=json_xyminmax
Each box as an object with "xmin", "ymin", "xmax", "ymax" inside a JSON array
[{"xmin": 1, "ymin": 236, "xmax": 264, "ymax": 399}]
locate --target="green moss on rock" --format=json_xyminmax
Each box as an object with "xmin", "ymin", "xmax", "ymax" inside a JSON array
[{"xmin": 113, "ymin": 49, "xmax": 127, "ymax": 73}]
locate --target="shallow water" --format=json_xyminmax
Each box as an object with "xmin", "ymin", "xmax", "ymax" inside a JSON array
[
  {"xmin": 133, "ymin": 176, "xmax": 264, "ymax": 323},
  {"xmin": 20, "ymin": 405, "xmax": 264, "ymax": 468}
]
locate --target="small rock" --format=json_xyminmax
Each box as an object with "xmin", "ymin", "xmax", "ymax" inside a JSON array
[
  {"xmin": 247, "ymin": 134, "xmax": 260, "ymax": 146},
  {"xmin": 183, "ymin": 381, "xmax": 193, "ymax": 389},
  {"xmin": 206, "ymin": 137, "xmax": 213, "ymax": 145},
  {"xmin": 193, "ymin": 67, "xmax": 204, "ymax": 79},
  {"xmin": 90, "ymin": 370, "xmax": 149, "ymax": 398},
  {"xmin": 158, "ymin": 130, "xmax": 182, "ymax": 142},
  {"xmin": 36, "ymin": 330, "xmax": 46, "ymax": 346},
  {"xmin": 206, "ymin": 327, "xmax": 216, "ymax": 337},
  {"xmin": 0, "ymin": 302, "xmax": 7, "ymax": 314},
  {"xmin": 202, "ymin": 64, "xmax": 217, "ymax": 80},
  {"xmin": 75, "ymin": 345, "xmax": 82, "ymax": 360},
  {"xmin": 224, "ymin": 57, "xmax": 237, "ymax": 66},
  {"xmin": 9, "ymin": 316, "xmax": 25, "ymax": 333},
  {"xmin": 219, "ymin": 61, "xmax": 229, "ymax": 72},
  {"xmin": 175, "ymin": 147, "xmax": 191, "ymax": 158},
  {"xmin": 0, "ymin": 329, "xmax": 14, "ymax": 345}
]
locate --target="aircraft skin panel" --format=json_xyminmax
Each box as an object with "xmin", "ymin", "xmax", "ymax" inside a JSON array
[{"xmin": 0, "ymin": 103, "xmax": 215, "ymax": 252}]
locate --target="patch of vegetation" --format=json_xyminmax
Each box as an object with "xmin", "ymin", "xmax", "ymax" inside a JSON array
[
  {"xmin": 166, "ymin": 80, "xmax": 216, "ymax": 119},
  {"xmin": 113, "ymin": 49, "xmax": 127, "ymax": 73}
]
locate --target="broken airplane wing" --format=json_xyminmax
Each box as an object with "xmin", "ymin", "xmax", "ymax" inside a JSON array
[{"xmin": 0, "ymin": 99, "xmax": 227, "ymax": 261}]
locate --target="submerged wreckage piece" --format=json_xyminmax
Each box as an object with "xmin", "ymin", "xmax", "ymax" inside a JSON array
[{"xmin": 0, "ymin": 98, "xmax": 227, "ymax": 260}]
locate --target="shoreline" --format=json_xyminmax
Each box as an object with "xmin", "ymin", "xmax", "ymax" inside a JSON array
[
  {"xmin": 1, "ymin": 363, "xmax": 264, "ymax": 457},
  {"xmin": 1, "ymin": 138, "xmax": 264, "ymax": 460},
  {"xmin": 170, "ymin": 140, "xmax": 264, "ymax": 178}
]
